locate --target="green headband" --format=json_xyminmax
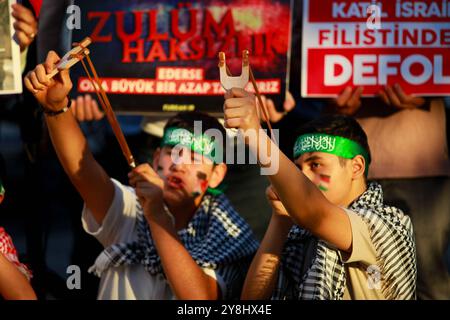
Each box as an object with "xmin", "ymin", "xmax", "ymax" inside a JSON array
[
  {"xmin": 293, "ymin": 133, "xmax": 370, "ymax": 173},
  {"xmin": 161, "ymin": 127, "xmax": 219, "ymax": 163}
]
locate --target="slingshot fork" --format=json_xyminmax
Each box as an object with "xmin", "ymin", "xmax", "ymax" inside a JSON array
[
  {"xmin": 218, "ymin": 50, "xmax": 249, "ymax": 90},
  {"xmin": 219, "ymin": 50, "xmax": 275, "ymax": 143},
  {"xmin": 42, "ymin": 36, "xmax": 136, "ymax": 168},
  {"xmin": 46, "ymin": 37, "xmax": 92, "ymax": 80}
]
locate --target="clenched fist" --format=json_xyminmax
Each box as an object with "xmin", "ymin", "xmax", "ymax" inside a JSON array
[{"xmin": 223, "ymin": 88, "xmax": 261, "ymax": 132}]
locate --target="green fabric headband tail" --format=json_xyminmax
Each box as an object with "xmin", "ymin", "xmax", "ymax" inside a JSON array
[
  {"xmin": 161, "ymin": 127, "xmax": 220, "ymax": 163},
  {"xmin": 206, "ymin": 184, "xmax": 226, "ymax": 196},
  {"xmin": 293, "ymin": 133, "xmax": 370, "ymax": 174}
]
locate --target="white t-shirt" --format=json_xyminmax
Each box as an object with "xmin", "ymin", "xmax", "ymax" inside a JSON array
[{"xmin": 82, "ymin": 179, "xmax": 223, "ymax": 300}]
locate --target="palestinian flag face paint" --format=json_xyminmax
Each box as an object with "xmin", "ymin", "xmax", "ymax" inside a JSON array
[
  {"xmin": 0, "ymin": 179, "xmax": 5, "ymax": 204},
  {"xmin": 317, "ymin": 174, "xmax": 330, "ymax": 192},
  {"xmin": 192, "ymin": 171, "xmax": 209, "ymax": 197}
]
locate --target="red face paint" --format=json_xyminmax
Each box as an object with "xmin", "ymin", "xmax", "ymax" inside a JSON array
[
  {"xmin": 317, "ymin": 174, "xmax": 330, "ymax": 192},
  {"xmin": 0, "ymin": 180, "xmax": 5, "ymax": 205},
  {"xmin": 192, "ymin": 171, "xmax": 208, "ymax": 197},
  {"xmin": 319, "ymin": 174, "xmax": 331, "ymax": 184},
  {"xmin": 200, "ymin": 180, "xmax": 209, "ymax": 192}
]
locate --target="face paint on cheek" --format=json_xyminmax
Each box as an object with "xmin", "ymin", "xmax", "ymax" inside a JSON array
[
  {"xmin": 317, "ymin": 174, "xmax": 330, "ymax": 192},
  {"xmin": 192, "ymin": 171, "xmax": 209, "ymax": 197},
  {"xmin": 0, "ymin": 181, "xmax": 5, "ymax": 204},
  {"xmin": 156, "ymin": 166, "xmax": 164, "ymax": 177}
]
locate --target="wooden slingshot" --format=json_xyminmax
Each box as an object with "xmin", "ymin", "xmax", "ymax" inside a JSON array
[
  {"xmin": 218, "ymin": 50, "xmax": 275, "ymax": 142},
  {"xmin": 48, "ymin": 37, "xmax": 136, "ymax": 169},
  {"xmin": 218, "ymin": 51, "xmax": 249, "ymax": 90},
  {"xmin": 46, "ymin": 38, "xmax": 91, "ymax": 80}
]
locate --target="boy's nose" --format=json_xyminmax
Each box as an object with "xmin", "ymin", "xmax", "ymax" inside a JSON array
[
  {"xmin": 170, "ymin": 162, "xmax": 186, "ymax": 173},
  {"xmin": 169, "ymin": 148, "xmax": 189, "ymax": 172}
]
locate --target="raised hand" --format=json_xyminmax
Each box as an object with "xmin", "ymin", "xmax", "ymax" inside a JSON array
[
  {"xmin": 71, "ymin": 94, "xmax": 104, "ymax": 122},
  {"xmin": 332, "ymin": 86, "xmax": 363, "ymax": 116},
  {"xmin": 11, "ymin": 3, "xmax": 37, "ymax": 52},
  {"xmin": 128, "ymin": 164, "xmax": 165, "ymax": 219},
  {"xmin": 258, "ymin": 91, "xmax": 296, "ymax": 124},
  {"xmin": 378, "ymin": 83, "xmax": 426, "ymax": 110},
  {"xmin": 24, "ymin": 51, "xmax": 72, "ymax": 111}
]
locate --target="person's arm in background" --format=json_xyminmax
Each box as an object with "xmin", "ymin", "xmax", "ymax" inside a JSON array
[
  {"xmin": 24, "ymin": 51, "xmax": 114, "ymax": 225},
  {"xmin": 0, "ymin": 253, "xmax": 36, "ymax": 300}
]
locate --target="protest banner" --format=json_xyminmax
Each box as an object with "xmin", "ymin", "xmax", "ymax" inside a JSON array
[
  {"xmin": 72, "ymin": 0, "xmax": 292, "ymax": 114},
  {"xmin": 301, "ymin": 0, "xmax": 450, "ymax": 97}
]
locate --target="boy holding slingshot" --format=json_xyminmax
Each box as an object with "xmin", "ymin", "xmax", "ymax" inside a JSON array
[
  {"xmin": 24, "ymin": 51, "xmax": 258, "ymax": 300},
  {"xmin": 223, "ymin": 88, "xmax": 417, "ymax": 300}
]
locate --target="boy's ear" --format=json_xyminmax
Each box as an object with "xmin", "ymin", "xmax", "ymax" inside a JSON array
[
  {"xmin": 152, "ymin": 148, "xmax": 161, "ymax": 171},
  {"xmin": 351, "ymin": 155, "xmax": 366, "ymax": 180},
  {"xmin": 208, "ymin": 163, "xmax": 227, "ymax": 188}
]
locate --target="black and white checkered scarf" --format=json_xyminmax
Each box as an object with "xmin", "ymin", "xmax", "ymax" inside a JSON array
[
  {"xmin": 88, "ymin": 193, "xmax": 259, "ymax": 296},
  {"xmin": 272, "ymin": 182, "xmax": 416, "ymax": 300}
]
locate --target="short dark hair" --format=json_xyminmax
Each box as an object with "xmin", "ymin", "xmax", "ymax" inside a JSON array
[
  {"xmin": 164, "ymin": 111, "xmax": 227, "ymax": 159},
  {"xmin": 295, "ymin": 114, "xmax": 371, "ymax": 166}
]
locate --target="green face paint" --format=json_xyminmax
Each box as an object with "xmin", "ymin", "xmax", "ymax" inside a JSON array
[
  {"xmin": 161, "ymin": 127, "xmax": 219, "ymax": 163},
  {"xmin": 293, "ymin": 133, "xmax": 370, "ymax": 175},
  {"xmin": 317, "ymin": 174, "xmax": 330, "ymax": 192}
]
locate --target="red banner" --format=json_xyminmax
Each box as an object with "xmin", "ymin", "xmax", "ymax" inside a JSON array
[
  {"xmin": 301, "ymin": 0, "xmax": 450, "ymax": 97},
  {"xmin": 72, "ymin": 0, "xmax": 292, "ymax": 114}
]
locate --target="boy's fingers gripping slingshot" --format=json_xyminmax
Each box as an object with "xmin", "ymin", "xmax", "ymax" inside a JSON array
[{"xmin": 48, "ymin": 37, "xmax": 136, "ymax": 169}]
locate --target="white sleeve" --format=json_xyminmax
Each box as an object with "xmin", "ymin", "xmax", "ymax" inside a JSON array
[{"xmin": 81, "ymin": 178, "xmax": 139, "ymax": 248}]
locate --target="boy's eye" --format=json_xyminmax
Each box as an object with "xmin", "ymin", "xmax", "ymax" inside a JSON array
[{"xmin": 311, "ymin": 162, "xmax": 321, "ymax": 169}]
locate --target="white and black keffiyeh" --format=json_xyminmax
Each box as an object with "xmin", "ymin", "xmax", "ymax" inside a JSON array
[
  {"xmin": 88, "ymin": 193, "xmax": 259, "ymax": 299},
  {"xmin": 272, "ymin": 182, "xmax": 416, "ymax": 300}
]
